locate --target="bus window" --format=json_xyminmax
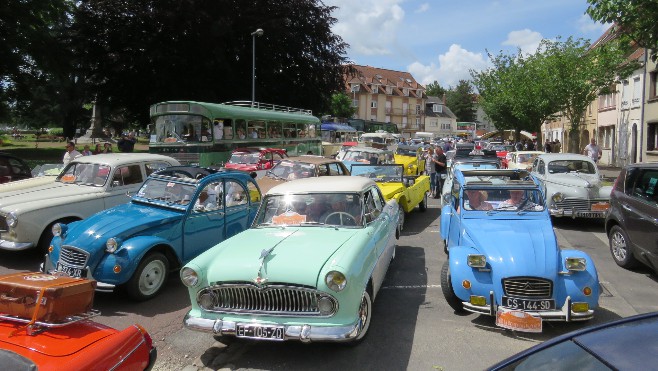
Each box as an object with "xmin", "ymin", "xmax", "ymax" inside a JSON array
[
  {"xmin": 284, "ymin": 123, "xmax": 297, "ymax": 138},
  {"xmin": 308, "ymin": 124, "xmax": 317, "ymax": 138},
  {"xmin": 212, "ymin": 119, "xmax": 231, "ymax": 141},
  {"xmin": 297, "ymin": 123, "xmax": 307, "ymax": 138},
  {"xmin": 235, "ymin": 120, "xmax": 246, "ymax": 139},
  {"xmin": 267, "ymin": 122, "xmax": 282, "ymax": 138},
  {"xmin": 153, "ymin": 115, "xmax": 208, "ymax": 143},
  {"xmin": 247, "ymin": 121, "xmax": 265, "ymax": 139}
]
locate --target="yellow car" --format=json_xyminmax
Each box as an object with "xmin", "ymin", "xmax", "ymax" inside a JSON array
[{"xmin": 394, "ymin": 145, "xmax": 426, "ymax": 175}]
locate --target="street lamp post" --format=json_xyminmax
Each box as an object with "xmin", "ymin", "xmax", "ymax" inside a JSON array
[{"xmin": 251, "ymin": 28, "xmax": 264, "ymax": 107}]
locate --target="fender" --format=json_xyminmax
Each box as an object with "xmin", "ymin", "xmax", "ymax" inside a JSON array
[
  {"xmin": 448, "ymin": 246, "xmax": 493, "ymax": 301},
  {"xmin": 439, "ymin": 205, "xmax": 453, "ymax": 240},
  {"xmin": 92, "ymin": 235, "xmax": 177, "ymax": 285},
  {"xmin": 555, "ymin": 249, "xmax": 600, "ymax": 308}
]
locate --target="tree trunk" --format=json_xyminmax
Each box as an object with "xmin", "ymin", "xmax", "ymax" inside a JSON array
[{"xmin": 568, "ymin": 129, "xmax": 580, "ymax": 154}]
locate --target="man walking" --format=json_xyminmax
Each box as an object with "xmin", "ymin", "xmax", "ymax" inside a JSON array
[
  {"xmin": 583, "ymin": 138, "xmax": 602, "ymax": 163},
  {"xmin": 432, "ymin": 147, "xmax": 447, "ymax": 199},
  {"xmin": 425, "ymin": 147, "xmax": 437, "ymax": 197}
]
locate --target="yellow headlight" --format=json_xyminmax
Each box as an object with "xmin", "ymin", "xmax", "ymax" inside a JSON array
[
  {"xmin": 566, "ymin": 257, "xmax": 586, "ymax": 271},
  {"xmin": 467, "ymin": 254, "xmax": 487, "ymax": 268}
]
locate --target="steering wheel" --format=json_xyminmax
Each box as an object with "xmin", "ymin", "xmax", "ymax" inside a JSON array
[{"xmin": 323, "ymin": 212, "xmax": 357, "ymax": 226}]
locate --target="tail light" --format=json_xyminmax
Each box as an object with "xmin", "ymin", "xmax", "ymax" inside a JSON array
[{"xmin": 135, "ymin": 324, "xmax": 154, "ymax": 348}]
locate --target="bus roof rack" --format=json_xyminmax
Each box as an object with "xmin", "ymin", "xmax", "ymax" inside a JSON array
[{"xmin": 222, "ymin": 101, "xmax": 313, "ymax": 115}]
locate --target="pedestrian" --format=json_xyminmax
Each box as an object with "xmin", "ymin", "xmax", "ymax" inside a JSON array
[
  {"xmin": 81, "ymin": 144, "xmax": 93, "ymax": 156},
  {"xmin": 432, "ymin": 147, "xmax": 447, "ymax": 199},
  {"xmin": 93, "ymin": 143, "xmax": 103, "ymax": 154},
  {"xmin": 583, "ymin": 138, "xmax": 602, "ymax": 163},
  {"xmin": 63, "ymin": 141, "xmax": 82, "ymax": 166},
  {"xmin": 103, "ymin": 142, "xmax": 113, "ymax": 153},
  {"xmin": 544, "ymin": 139, "xmax": 552, "ymax": 153},
  {"xmin": 425, "ymin": 148, "xmax": 437, "ymax": 196},
  {"xmin": 553, "ymin": 139, "xmax": 561, "ymax": 153},
  {"xmin": 117, "ymin": 132, "xmax": 137, "ymax": 152}
]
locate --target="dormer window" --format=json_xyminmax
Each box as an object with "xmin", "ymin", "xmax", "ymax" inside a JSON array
[
  {"xmin": 386, "ymin": 86, "xmax": 392, "ymax": 94},
  {"xmin": 350, "ymin": 84, "xmax": 360, "ymax": 92},
  {"xmin": 433, "ymin": 104, "xmax": 443, "ymax": 113},
  {"xmin": 403, "ymin": 88, "xmax": 409, "ymax": 96}
]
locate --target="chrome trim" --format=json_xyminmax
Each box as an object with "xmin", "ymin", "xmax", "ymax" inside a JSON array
[
  {"xmin": 0, "ymin": 239, "xmax": 34, "ymax": 251},
  {"xmin": 108, "ymin": 336, "xmax": 147, "ymax": 371},
  {"xmin": 503, "ymin": 277, "xmax": 552, "ymax": 298},
  {"xmin": 196, "ymin": 283, "xmax": 338, "ymax": 317},
  {"xmin": 184, "ymin": 313, "xmax": 359, "ymax": 342},
  {"xmin": 59, "ymin": 245, "xmax": 90, "ymax": 267},
  {"xmin": 462, "ymin": 294, "xmax": 594, "ymax": 322}
]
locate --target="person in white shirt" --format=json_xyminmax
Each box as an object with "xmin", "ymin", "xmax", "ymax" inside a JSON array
[
  {"xmin": 583, "ymin": 138, "xmax": 602, "ymax": 163},
  {"xmin": 212, "ymin": 120, "xmax": 223, "ymax": 140},
  {"xmin": 63, "ymin": 142, "xmax": 82, "ymax": 165}
]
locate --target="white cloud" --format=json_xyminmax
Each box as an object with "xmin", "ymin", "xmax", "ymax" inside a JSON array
[
  {"xmin": 326, "ymin": 0, "xmax": 405, "ymax": 56},
  {"xmin": 502, "ymin": 29, "xmax": 544, "ymax": 55},
  {"xmin": 408, "ymin": 44, "xmax": 489, "ymax": 88},
  {"xmin": 577, "ymin": 14, "xmax": 611, "ymax": 35},
  {"xmin": 415, "ymin": 3, "xmax": 430, "ymax": 13}
]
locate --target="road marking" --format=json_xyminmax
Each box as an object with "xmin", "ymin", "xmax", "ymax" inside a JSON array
[{"xmin": 381, "ymin": 284, "xmax": 441, "ymax": 289}]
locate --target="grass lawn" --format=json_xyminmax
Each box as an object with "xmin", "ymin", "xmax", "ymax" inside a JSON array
[{"xmin": 1, "ymin": 137, "xmax": 150, "ymax": 168}]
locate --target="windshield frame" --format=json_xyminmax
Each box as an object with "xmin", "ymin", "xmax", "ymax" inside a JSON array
[{"xmin": 254, "ymin": 192, "xmax": 364, "ymax": 228}]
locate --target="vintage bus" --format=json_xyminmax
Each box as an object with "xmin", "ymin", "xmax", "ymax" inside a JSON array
[
  {"xmin": 320, "ymin": 121, "xmax": 358, "ymax": 156},
  {"xmin": 148, "ymin": 101, "xmax": 322, "ymax": 166}
]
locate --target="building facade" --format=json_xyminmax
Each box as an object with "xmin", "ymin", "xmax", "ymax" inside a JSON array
[
  {"xmin": 424, "ymin": 96, "xmax": 457, "ymax": 138},
  {"xmin": 345, "ymin": 65, "xmax": 426, "ymax": 136}
]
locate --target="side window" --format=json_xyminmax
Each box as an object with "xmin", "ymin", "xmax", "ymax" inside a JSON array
[
  {"xmin": 371, "ymin": 187, "xmax": 385, "ymax": 212},
  {"xmin": 273, "ymin": 153, "xmax": 284, "ymax": 161},
  {"xmin": 364, "ymin": 189, "xmax": 379, "ymax": 222},
  {"xmin": 8, "ymin": 158, "xmax": 30, "ymax": 176},
  {"xmin": 194, "ymin": 181, "xmax": 223, "ymax": 213},
  {"xmin": 247, "ymin": 180, "xmax": 261, "ymax": 202},
  {"xmin": 318, "ymin": 164, "xmax": 329, "ymax": 176},
  {"xmin": 634, "ymin": 169, "xmax": 658, "ymax": 205},
  {"xmin": 328, "ymin": 163, "xmax": 342, "ymax": 175},
  {"xmin": 624, "ymin": 167, "xmax": 639, "ymax": 196},
  {"xmin": 145, "ymin": 162, "xmax": 171, "ymax": 176},
  {"xmin": 538, "ymin": 159, "xmax": 545, "ymax": 175},
  {"xmin": 225, "ymin": 180, "xmax": 247, "ymax": 207},
  {"xmin": 451, "ymin": 182, "xmax": 461, "ymax": 209},
  {"xmin": 112, "ymin": 165, "xmax": 143, "ymax": 186}
]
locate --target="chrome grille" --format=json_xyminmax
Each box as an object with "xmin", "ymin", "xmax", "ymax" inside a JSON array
[
  {"xmin": 59, "ymin": 246, "xmax": 90, "ymax": 267},
  {"xmin": 197, "ymin": 284, "xmax": 337, "ymax": 317},
  {"xmin": 555, "ymin": 198, "xmax": 608, "ymax": 212},
  {"xmin": 503, "ymin": 277, "xmax": 552, "ymax": 298}
]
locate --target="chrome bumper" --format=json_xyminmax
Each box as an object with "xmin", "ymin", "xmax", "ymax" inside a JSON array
[
  {"xmin": 0, "ymin": 239, "xmax": 34, "ymax": 251},
  {"xmin": 42, "ymin": 254, "xmax": 116, "ymax": 292},
  {"xmin": 183, "ymin": 312, "xmax": 360, "ymax": 343},
  {"xmin": 549, "ymin": 208, "xmax": 606, "ymax": 219},
  {"xmin": 462, "ymin": 294, "xmax": 594, "ymax": 322}
]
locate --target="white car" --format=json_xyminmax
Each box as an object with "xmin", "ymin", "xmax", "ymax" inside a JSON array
[
  {"xmin": 0, "ymin": 153, "xmax": 179, "ymax": 252},
  {"xmin": 531, "ymin": 153, "xmax": 611, "ymax": 218}
]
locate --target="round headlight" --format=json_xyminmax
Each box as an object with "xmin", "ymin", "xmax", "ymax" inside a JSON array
[
  {"xmin": 52, "ymin": 223, "xmax": 68, "ymax": 237},
  {"xmin": 318, "ymin": 297, "xmax": 335, "ymax": 315},
  {"xmin": 325, "ymin": 271, "xmax": 347, "ymax": 292},
  {"xmin": 199, "ymin": 292, "xmax": 215, "ymax": 309},
  {"xmin": 6, "ymin": 212, "xmax": 17, "ymax": 228},
  {"xmin": 105, "ymin": 238, "xmax": 119, "ymax": 253},
  {"xmin": 180, "ymin": 267, "xmax": 199, "ymax": 287},
  {"xmin": 552, "ymin": 193, "xmax": 564, "ymax": 203}
]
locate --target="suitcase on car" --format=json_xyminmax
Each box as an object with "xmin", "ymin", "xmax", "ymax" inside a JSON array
[{"xmin": 0, "ymin": 272, "xmax": 96, "ymax": 323}]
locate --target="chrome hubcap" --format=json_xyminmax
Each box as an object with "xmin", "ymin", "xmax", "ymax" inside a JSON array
[
  {"xmin": 611, "ymin": 231, "xmax": 627, "ymax": 261},
  {"xmin": 139, "ymin": 260, "xmax": 166, "ymax": 295}
]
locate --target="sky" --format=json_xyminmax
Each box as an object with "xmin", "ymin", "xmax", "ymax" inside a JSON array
[{"xmin": 324, "ymin": 0, "xmax": 611, "ymax": 88}]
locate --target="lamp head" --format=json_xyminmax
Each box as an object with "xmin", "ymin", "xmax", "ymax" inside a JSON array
[{"xmin": 252, "ymin": 28, "xmax": 264, "ymax": 37}]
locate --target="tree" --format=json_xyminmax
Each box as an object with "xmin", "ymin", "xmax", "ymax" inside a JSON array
[
  {"xmin": 425, "ymin": 81, "xmax": 447, "ymax": 98},
  {"xmin": 587, "ymin": 0, "xmax": 658, "ymax": 53},
  {"xmin": 72, "ymin": 0, "xmax": 349, "ymax": 126},
  {"xmin": 329, "ymin": 92, "xmax": 355, "ymax": 120},
  {"xmin": 445, "ymin": 80, "xmax": 476, "ymax": 122}
]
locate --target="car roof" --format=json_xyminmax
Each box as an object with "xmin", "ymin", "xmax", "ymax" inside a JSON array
[
  {"xmin": 536, "ymin": 153, "xmax": 593, "ymax": 162},
  {"xmin": 267, "ymin": 176, "xmax": 374, "ymax": 195},
  {"xmin": 623, "ymin": 162, "xmax": 658, "ymax": 169},
  {"xmin": 152, "ymin": 166, "xmax": 254, "ymax": 184},
  {"xmin": 345, "ymin": 147, "xmax": 389, "ymax": 154},
  {"xmin": 283, "ymin": 156, "xmax": 342, "ymax": 165},
  {"xmin": 71, "ymin": 153, "xmax": 178, "ymax": 166}
]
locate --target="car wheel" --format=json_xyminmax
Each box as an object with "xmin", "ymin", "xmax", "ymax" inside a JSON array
[
  {"xmin": 419, "ymin": 192, "xmax": 428, "ymax": 212},
  {"xmin": 353, "ymin": 289, "xmax": 372, "ymax": 342},
  {"xmin": 609, "ymin": 225, "xmax": 639, "ymax": 269},
  {"xmin": 126, "ymin": 252, "xmax": 169, "ymax": 301},
  {"xmin": 441, "ymin": 261, "xmax": 465, "ymax": 313}
]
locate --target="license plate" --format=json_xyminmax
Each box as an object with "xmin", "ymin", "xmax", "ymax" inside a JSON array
[
  {"xmin": 502, "ymin": 296, "xmax": 555, "ymax": 311},
  {"xmin": 56, "ymin": 262, "xmax": 86, "ymax": 278},
  {"xmin": 236, "ymin": 324, "xmax": 285, "ymax": 341},
  {"xmin": 575, "ymin": 211, "xmax": 605, "ymax": 218}
]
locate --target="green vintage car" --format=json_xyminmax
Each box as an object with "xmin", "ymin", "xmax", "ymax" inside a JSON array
[{"xmin": 181, "ymin": 176, "xmax": 400, "ymax": 343}]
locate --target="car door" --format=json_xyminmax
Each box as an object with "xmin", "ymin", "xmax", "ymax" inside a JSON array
[
  {"xmin": 366, "ymin": 187, "xmax": 393, "ymax": 295},
  {"xmin": 224, "ymin": 179, "xmax": 251, "ymax": 238},
  {"xmin": 623, "ymin": 168, "xmax": 658, "ymax": 261},
  {"xmin": 183, "ymin": 180, "xmax": 226, "ymax": 262},
  {"xmin": 103, "ymin": 164, "xmax": 144, "ymax": 209}
]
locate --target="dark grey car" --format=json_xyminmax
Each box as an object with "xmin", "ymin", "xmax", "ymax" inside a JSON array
[{"xmin": 605, "ymin": 163, "xmax": 658, "ymax": 273}]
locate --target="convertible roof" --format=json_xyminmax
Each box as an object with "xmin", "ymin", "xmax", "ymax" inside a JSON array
[
  {"xmin": 267, "ymin": 176, "xmax": 374, "ymax": 195},
  {"xmin": 456, "ymin": 169, "xmax": 538, "ymax": 188}
]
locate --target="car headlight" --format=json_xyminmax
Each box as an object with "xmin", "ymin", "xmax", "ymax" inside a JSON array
[
  {"xmin": 467, "ymin": 254, "xmax": 487, "ymax": 268},
  {"xmin": 6, "ymin": 212, "xmax": 17, "ymax": 228},
  {"xmin": 105, "ymin": 237, "xmax": 121, "ymax": 253},
  {"xmin": 180, "ymin": 267, "xmax": 199, "ymax": 287},
  {"xmin": 566, "ymin": 257, "xmax": 586, "ymax": 271},
  {"xmin": 407, "ymin": 164, "xmax": 414, "ymax": 169},
  {"xmin": 552, "ymin": 193, "xmax": 564, "ymax": 203},
  {"xmin": 325, "ymin": 271, "xmax": 347, "ymax": 292},
  {"xmin": 52, "ymin": 223, "xmax": 68, "ymax": 237}
]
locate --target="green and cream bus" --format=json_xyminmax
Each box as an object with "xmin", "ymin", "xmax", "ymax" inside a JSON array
[{"xmin": 148, "ymin": 101, "xmax": 322, "ymax": 166}]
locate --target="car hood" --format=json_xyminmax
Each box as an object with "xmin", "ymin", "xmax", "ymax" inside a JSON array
[
  {"xmin": 377, "ymin": 182, "xmax": 405, "ymax": 199},
  {"xmin": 202, "ymin": 227, "xmax": 358, "ymax": 287},
  {"xmin": 256, "ymin": 175, "xmax": 285, "ymax": 194},
  {"xmin": 0, "ymin": 181, "xmax": 102, "ymax": 210},
  {"xmin": 463, "ymin": 219, "xmax": 558, "ymax": 277},
  {"xmin": 545, "ymin": 173, "xmax": 602, "ymax": 189},
  {"xmin": 225, "ymin": 163, "xmax": 257, "ymax": 171},
  {"xmin": 62, "ymin": 203, "xmax": 182, "ymax": 248},
  {"xmin": 393, "ymin": 155, "xmax": 415, "ymax": 166}
]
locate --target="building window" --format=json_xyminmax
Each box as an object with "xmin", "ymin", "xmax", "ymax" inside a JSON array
[
  {"xmin": 351, "ymin": 84, "xmax": 360, "ymax": 92},
  {"xmin": 650, "ymin": 71, "xmax": 658, "ymax": 99},
  {"xmin": 370, "ymin": 101, "xmax": 377, "ymax": 108},
  {"xmin": 415, "ymin": 118, "xmax": 420, "ymax": 127},
  {"xmin": 429, "ymin": 120, "xmax": 437, "ymax": 127},
  {"xmin": 352, "ymin": 99, "xmax": 358, "ymax": 107},
  {"xmin": 632, "ymin": 76, "xmax": 642, "ymax": 108},
  {"xmin": 386, "ymin": 86, "xmax": 392, "ymax": 94},
  {"xmin": 371, "ymin": 85, "xmax": 378, "ymax": 94},
  {"xmin": 385, "ymin": 116, "xmax": 390, "ymax": 122},
  {"xmin": 621, "ymin": 80, "xmax": 630, "ymax": 109},
  {"xmin": 403, "ymin": 88, "xmax": 409, "ymax": 96},
  {"xmin": 648, "ymin": 122, "xmax": 658, "ymax": 151},
  {"xmin": 416, "ymin": 105, "xmax": 421, "ymax": 114},
  {"xmin": 433, "ymin": 104, "xmax": 443, "ymax": 113}
]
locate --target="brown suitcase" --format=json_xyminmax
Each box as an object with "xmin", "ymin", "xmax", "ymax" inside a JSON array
[{"xmin": 0, "ymin": 272, "xmax": 96, "ymax": 323}]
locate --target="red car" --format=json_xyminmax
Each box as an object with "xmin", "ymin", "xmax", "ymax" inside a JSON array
[
  {"xmin": 0, "ymin": 317, "xmax": 156, "ymax": 370},
  {"xmin": 223, "ymin": 147, "xmax": 288, "ymax": 171}
]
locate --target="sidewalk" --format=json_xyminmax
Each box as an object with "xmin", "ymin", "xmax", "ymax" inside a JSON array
[{"xmin": 597, "ymin": 165, "xmax": 621, "ymax": 182}]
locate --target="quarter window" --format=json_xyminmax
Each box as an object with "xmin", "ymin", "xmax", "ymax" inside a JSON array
[{"xmin": 225, "ymin": 180, "xmax": 247, "ymax": 207}]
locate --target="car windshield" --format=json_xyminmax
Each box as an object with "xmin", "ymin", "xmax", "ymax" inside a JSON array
[
  {"xmin": 396, "ymin": 147, "xmax": 418, "ymax": 156},
  {"xmin": 462, "ymin": 188, "xmax": 545, "ymax": 213},
  {"xmin": 255, "ymin": 193, "xmax": 363, "ymax": 228},
  {"xmin": 517, "ymin": 153, "xmax": 539, "ymax": 164},
  {"xmin": 56, "ymin": 163, "xmax": 111, "ymax": 186},
  {"xmin": 229, "ymin": 153, "xmax": 259, "ymax": 164},
  {"xmin": 267, "ymin": 160, "xmax": 315, "ymax": 180},
  {"xmin": 548, "ymin": 160, "xmax": 596, "ymax": 174},
  {"xmin": 350, "ymin": 165, "xmax": 403, "ymax": 182},
  {"xmin": 135, "ymin": 178, "xmax": 197, "ymax": 207},
  {"xmin": 32, "ymin": 163, "xmax": 64, "ymax": 177}
]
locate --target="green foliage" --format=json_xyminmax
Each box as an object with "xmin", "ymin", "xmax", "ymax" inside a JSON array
[
  {"xmin": 445, "ymin": 80, "xmax": 476, "ymax": 122},
  {"xmin": 329, "ymin": 92, "xmax": 355, "ymax": 119},
  {"xmin": 587, "ymin": 0, "xmax": 658, "ymax": 51},
  {"xmin": 425, "ymin": 81, "xmax": 447, "ymax": 98}
]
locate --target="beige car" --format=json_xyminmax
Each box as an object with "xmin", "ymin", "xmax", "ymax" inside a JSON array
[
  {"xmin": 506, "ymin": 151, "xmax": 543, "ymax": 170},
  {"xmin": 256, "ymin": 156, "xmax": 350, "ymax": 194},
  {"xmin": 0, "ymin": 153, "xmax": 179, "ymax": 252}
]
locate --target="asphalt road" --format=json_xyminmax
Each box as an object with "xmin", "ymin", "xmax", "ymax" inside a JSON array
[{"xmin": 1, "ymin": 195, "xmax": 656, "ymax": 370}]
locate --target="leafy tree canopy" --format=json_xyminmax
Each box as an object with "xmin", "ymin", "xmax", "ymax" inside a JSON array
[
  {"xmin": 329, "ymin": 92, "xmax": 355, "ymax": 120},
  {"xmin": 425, "ymin": 81, "xmax": 447, "ymax": 98},
  {"xmin": 587, "ymin": 0, "xmax": 658, "ymax": 52}
]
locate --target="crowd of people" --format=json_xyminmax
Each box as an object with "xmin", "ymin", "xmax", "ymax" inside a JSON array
[{"xmin": 62, "ymin": 132, "xmax": 138, "ymax": 165}]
